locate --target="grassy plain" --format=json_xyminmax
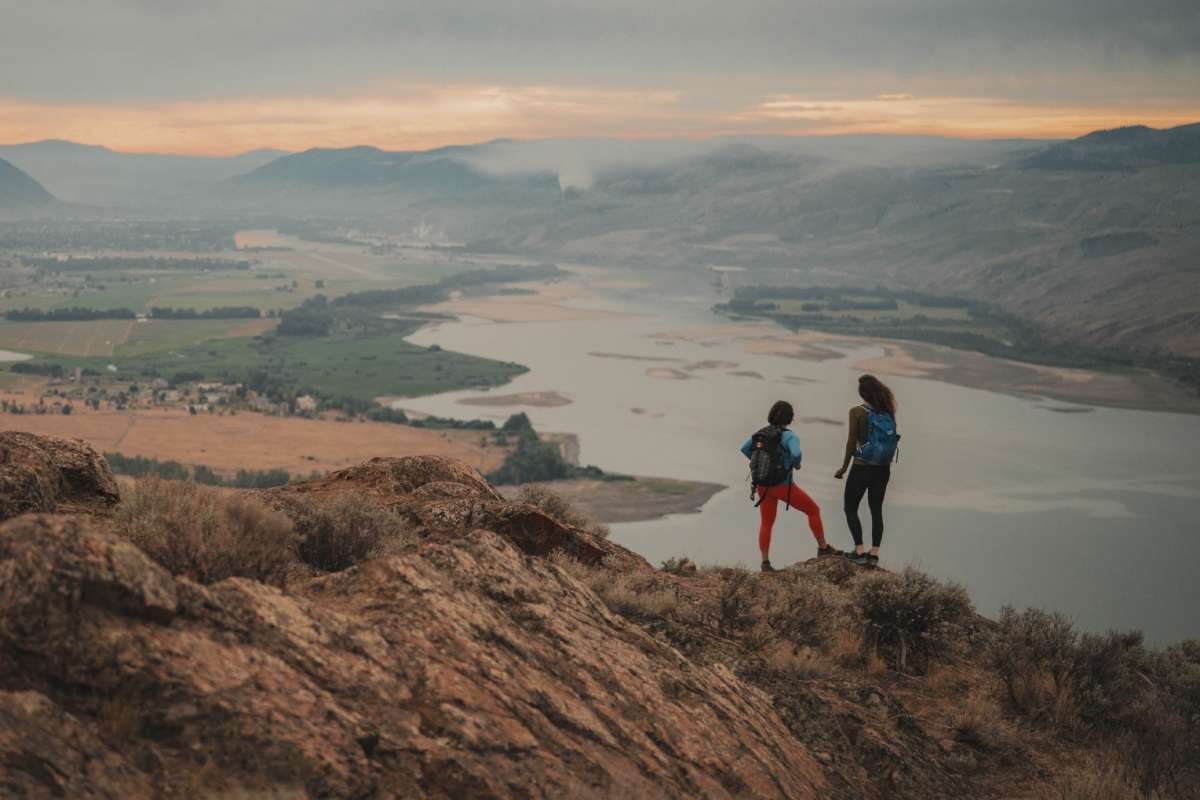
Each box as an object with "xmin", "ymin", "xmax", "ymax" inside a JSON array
[
  {"xmin": 0, "ymin": 318, "xmax": 135, "ymax": 356},
  {"xmin": 0, "ymin": 402, "xmax": 507, "ymax": 476}
]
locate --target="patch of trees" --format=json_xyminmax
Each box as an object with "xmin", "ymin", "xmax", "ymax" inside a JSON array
[
  {"xmin": 105, "ymin": 452, "xmax": 295, "ymax": 488},
  {"xmin": 9, "ymin": 362, "xmax": 65, "ymax": 377},
  {"xmin": 23, "ymin": 256, "xmax": 253, "ymax": 272},
  {"xmin": 149, "ymin": 306, "xmax": 261, "ymax": 319},
  {"xmin": 365, "ymin": 407, "xmax": 496, "ymax": 430},
  {"xmin": 485, "ymin": 413, "xmax": 616, "ymax": 485},
  {"xmin": 278, "ymin": 295, "xmax": 334, "ymax": 336},
  {"xmin": 333, "ymin": 264, "xmax": 564, "ymax": 309},
  {"xmin": 6, "ymin": 306, "xmax": 136, "ymax": 321}
]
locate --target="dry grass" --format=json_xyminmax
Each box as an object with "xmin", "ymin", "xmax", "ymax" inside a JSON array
[
  {"xmin": 550, "ymin": 553, "xmax": 678, "ymax": 618},
  {"xmin": 112, "ymin": 477, "xmax": 298, "ymax": 587},
  {"xmin": 763, "ymin": 642, "xmax": 834, "ymax": 679},
  {"xmin": 1038, "ymin": 759, "xmax": 1161, "ymax": 800},
  {"xmin": 4, "ymin": 405, "xmax": 504, "ymax": 477},
  {"xmin": 270, "ymin": 492, "xmax": 414, "ymax": 573},
  {"xmin": 850, "ymin": 567, "xmax": 974, "ymax": 674},
  {"xmin": 950, "ymin": 690, "xmax": 1017, "ymax": 753},
  {"xmin": 518, "ymin": 484, "xmax": 610, "ymax": 539}
]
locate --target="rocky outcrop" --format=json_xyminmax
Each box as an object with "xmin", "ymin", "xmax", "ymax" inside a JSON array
[
  {"xmin": 0, "ymin": 510, "xmax": 824, "ymax": 798},
  {"xmin": 260, "ymin": 455, "xmax": 646, "ymax": 570},
  {"xmin": 0, "ymin": 431, "xmax": 120, "ymax": 520}
]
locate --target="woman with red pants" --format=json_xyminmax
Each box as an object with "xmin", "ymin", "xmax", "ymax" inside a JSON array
[{"xmin": 740, "ymin": 400, "xmax": 838, "ymax": 572}]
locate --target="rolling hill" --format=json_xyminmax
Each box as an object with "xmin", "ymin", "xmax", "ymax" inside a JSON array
[
  {"xmin": 0, "ymin": 140, "xmax": 288, "ymax": 207},
  {"xmin": 0, "ymin": 157, "xmax": 56, "ymax": 211},
  {"xmin": 1026, "ymin": 122, "xmax": 1200, "ymax": 170}
]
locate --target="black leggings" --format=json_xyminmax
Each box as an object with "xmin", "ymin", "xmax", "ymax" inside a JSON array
[{"xmin": 844, "ymin": 464, "xmax": 891, "ymax": 548}]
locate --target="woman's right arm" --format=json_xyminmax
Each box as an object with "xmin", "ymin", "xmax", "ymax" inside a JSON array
[{"xmin": 835, "ymin": 408, "xmax": 858, "ymax": 478}]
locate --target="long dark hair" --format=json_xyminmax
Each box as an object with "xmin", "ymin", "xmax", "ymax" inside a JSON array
[
  {"xmin": 767, "ymin": 400, "xmax": 794, "ymax": 427},
  {"xmin": 858, "ymin": 374, "xmax": 896, "ymax": 417}
]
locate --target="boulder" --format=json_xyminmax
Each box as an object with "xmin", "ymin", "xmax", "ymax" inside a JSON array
[
  {"xmin": 0, "ymin": 431, "xmax": 120, "ymax": 520},
  {"xmin": 0, "ymin": 691, "xmax": 153, "ymax": 799},
  {"xmin": 260, "ymin": 455, "xmax": 644, "ymax": 570}
]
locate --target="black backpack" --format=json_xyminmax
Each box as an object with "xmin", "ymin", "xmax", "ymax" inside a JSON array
[{"xmin": 748, "ymin": 425, "xmax": 791, "ymax": 492}]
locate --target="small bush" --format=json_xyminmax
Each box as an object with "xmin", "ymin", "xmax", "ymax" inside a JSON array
[
  {"xmin": 761, "ymin": 573, "xmax": 845, "ymax": 649},
  {"xmin": 660, "ymin": 556, "xmax": 697, "ymax": 575},
  {"xmin": 1038, "ymin": 759, "xmax": 1161, "ymax": 800},
  {"xmin": 548, "ymin": 553, "xmax": 676, "ymax": 618},
  {"xmin": 517, "ymin": 484, "xmax": 610, "ymax": 538},
  {"xmin": 950, "ymin": 690, "xmax": 1016, "ymax": 753},
  {"xmin": 271, "ymin": 492, "xmax": 413, "ymax": 573},
  {"xmin": 987, "ymin": 607, "xmax": 1081, "ymax": 721},
  {"xmin": 988, "ymin": 609, "xmax": 1200, "ymax": 795},
  {"xmin": 850, "ymin": 567, "xmax": 974, "ymax": 674},
  {"xmin": 112, "ymin": 477, "xmax": 297, "ymax": 587}
]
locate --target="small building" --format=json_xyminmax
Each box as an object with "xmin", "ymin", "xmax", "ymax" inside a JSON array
[{"xmin": 295, "ymin": 395, "xmax": 319, "ymax": 415}]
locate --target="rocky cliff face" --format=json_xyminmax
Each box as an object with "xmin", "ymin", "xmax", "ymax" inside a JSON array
[
  {"xmin": 2, "ymin": 434, "xmax": 1186, "ymax": 799},
  {"xmin": 0, "ymin": 437, "xmax": 823, "ymax": 798},
  {"xmin": 0, "ymin": 431, "xmax": 120, "ymax": 520}
]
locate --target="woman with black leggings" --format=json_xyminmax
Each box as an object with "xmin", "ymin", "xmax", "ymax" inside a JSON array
[{"xmin": 834, "ymin": 375, "xmax": 897, "ymax": 567}]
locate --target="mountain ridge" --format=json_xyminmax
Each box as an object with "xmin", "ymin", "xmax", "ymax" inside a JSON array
[{"xmin": 0, "ymin": 157, "xmax": 56, "ymax": 211}]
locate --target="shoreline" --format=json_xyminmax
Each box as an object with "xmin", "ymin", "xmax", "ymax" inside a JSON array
[
  {"xmin": 657, "ymin": 320, "xmax": 1200, "ymax": 415},
  {"xmin": 499, "ymin": 477, "xmax": 726, "ymax": 524}
]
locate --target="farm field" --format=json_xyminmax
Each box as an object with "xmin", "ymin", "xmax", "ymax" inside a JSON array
[
  {"xmin": 0, "ymin": 317, "xmax": 281, "ymax": 358},
  {"xmin": 16, "ymin": 324, "xmax": 526, "ymax": 403},
  {"xmin": 0, "ymin": 318, "xmax": 135, "ymax": 356},
  {"xmin": 0, "ymin": 404, "xmax": 507, "ymax": 476},
  {"xmin": 116, "ymin": 318, "xmax": 279, "ymax": 356}
]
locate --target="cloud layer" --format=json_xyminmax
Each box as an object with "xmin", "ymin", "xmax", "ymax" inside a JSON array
[{"xmin": 1, "ymin": 0, "xmax": 1197, "ymax": 152}]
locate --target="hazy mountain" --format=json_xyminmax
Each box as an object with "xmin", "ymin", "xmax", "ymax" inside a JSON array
[
  {"xmin": 1026, "ymin": 123, "xmax": 1200, "ymax": 170},
  {"xmin": 0, "ymin": 140, "xmax": 288, "ymax": 207},
  {"xmin": 0, "ymin": 157, "xmax": 56, "ymax": 211},
  {"xmin": 455, "ymin": 136, "xmax": 1200, "ymax": 361},
  {"xmin": 236, "ymin": 144, "xmax": 559, "ymax": 192}
]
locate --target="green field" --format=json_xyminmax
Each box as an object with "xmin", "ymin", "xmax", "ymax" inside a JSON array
[
  {"xmin": 17, "ymin": 323, "xmax": 524, "ymax": 404},
  {"xmin": 2, "ymin": 241, "xmax": 544, "ymax": 405}
]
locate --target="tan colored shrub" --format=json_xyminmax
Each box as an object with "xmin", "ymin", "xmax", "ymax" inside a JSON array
[
  {"xmin": 548, "ymin": 553, "xmax": 677, "ymax": 618},
  {"xmin": 112, "ymin": 477, "xmax": 297, "ymax": 587},
  {"xmin": 761, "ymin": 573, "xmax": 845, "ymax": 649},
  {"xmin": 518, "ymin": 484, "xmax": 610, "ymax": 538},
  {"xmin": 763, "ymin": 642, "xmax": 833, "ymax": 679},
  {"xmin": 850, "ymin": 566, "xmax": 974, "ymax": 674},
  {"xmin": 1038, "ymin": 759, "xmax": 1161, "ymax": 800},
  {"xmin": 271, "ymin": 492, "xmax": 413, "ymax": 573},
  {"xmin": 950, "ymin": 690, "xmax": 1016, "ymax": 753}
]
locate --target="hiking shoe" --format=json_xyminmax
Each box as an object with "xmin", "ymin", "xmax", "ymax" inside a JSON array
[
  {"xmin": 865, "ymin": 554, "xmax": 880, "ymax": 568},
  {"xmin": 844, "ymin": 551, "xmax": 869, "ymax": 565},
  {"xmin": 816, "ymin": 543, "xmax": 841, "ymax": 558},
  {"xmin": 760, "ymin": 560, "xmax": 777, "ymax": 573}
]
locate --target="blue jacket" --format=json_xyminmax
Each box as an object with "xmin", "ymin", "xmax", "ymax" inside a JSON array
[{"xmin": 740, "ymin": 429, "xmax": 802, "ymax": 474}]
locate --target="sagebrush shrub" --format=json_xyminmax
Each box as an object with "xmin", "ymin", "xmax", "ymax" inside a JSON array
[
  {"xmin": 762, "ymin": 573, "xmax": 844, "ymax": 649},
  {"xmin": 988, "ymin": 608, "xmax": 1200, "ymax": 796},
  {"xmin": 850, "ymin": 567, "xmax": 974, "ymax": 674},
  {"xmin": 113, "ymin": 477, "xmax": 297, "ymax": 587},
  {"xmin": 988, "ymin": 606, "xmax": 1080, "ymax": 719},
  {"xmin": 272, "ymin": 492, "xmax": 413, "ymax": 573},
  {"xmin": 517, "ymin": 484, "xmax": 610, "ymax": 538}
]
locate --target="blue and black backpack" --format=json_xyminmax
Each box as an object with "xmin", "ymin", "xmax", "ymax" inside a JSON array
[{"xmin": 855, "ymin": 406, "xmax": 900, "ymax": 465}]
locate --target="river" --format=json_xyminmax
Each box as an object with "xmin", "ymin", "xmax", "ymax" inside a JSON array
[{"xmin": 402, "ymin": 272, "xmax": 1200, "ymax": 644}]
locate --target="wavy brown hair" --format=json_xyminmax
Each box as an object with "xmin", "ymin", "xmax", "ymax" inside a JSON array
[
  {"xmin": 858, "ymin": 375, "xmax": 896, "ymax": 417},
  {"xmin": 767, "ymin": 400, "xmax": 794, "ymax": 427}
]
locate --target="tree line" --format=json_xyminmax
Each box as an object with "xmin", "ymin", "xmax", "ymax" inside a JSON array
[
  {"xmin": 23, "ymin": 256, "xmax": 253, "ymax": 272},
  {"xmin": 104, "ymin": 452, "xmax": 299, "ymax": 488}
]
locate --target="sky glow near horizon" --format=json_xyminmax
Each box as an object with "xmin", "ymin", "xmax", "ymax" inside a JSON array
[{"xmin": 1, "ymin": 0, "xmax": 1197, "ymax": 154}]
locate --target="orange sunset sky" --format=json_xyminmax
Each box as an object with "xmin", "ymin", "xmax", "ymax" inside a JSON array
[{"xmin": 2, "ymin": 1, "xmax": 1197, "ymax": 155}]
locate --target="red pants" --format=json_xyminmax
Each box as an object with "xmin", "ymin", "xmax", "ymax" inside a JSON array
[{"xmin": 757, "ymin": 482, "xmax": 825, "ymax": 553}]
